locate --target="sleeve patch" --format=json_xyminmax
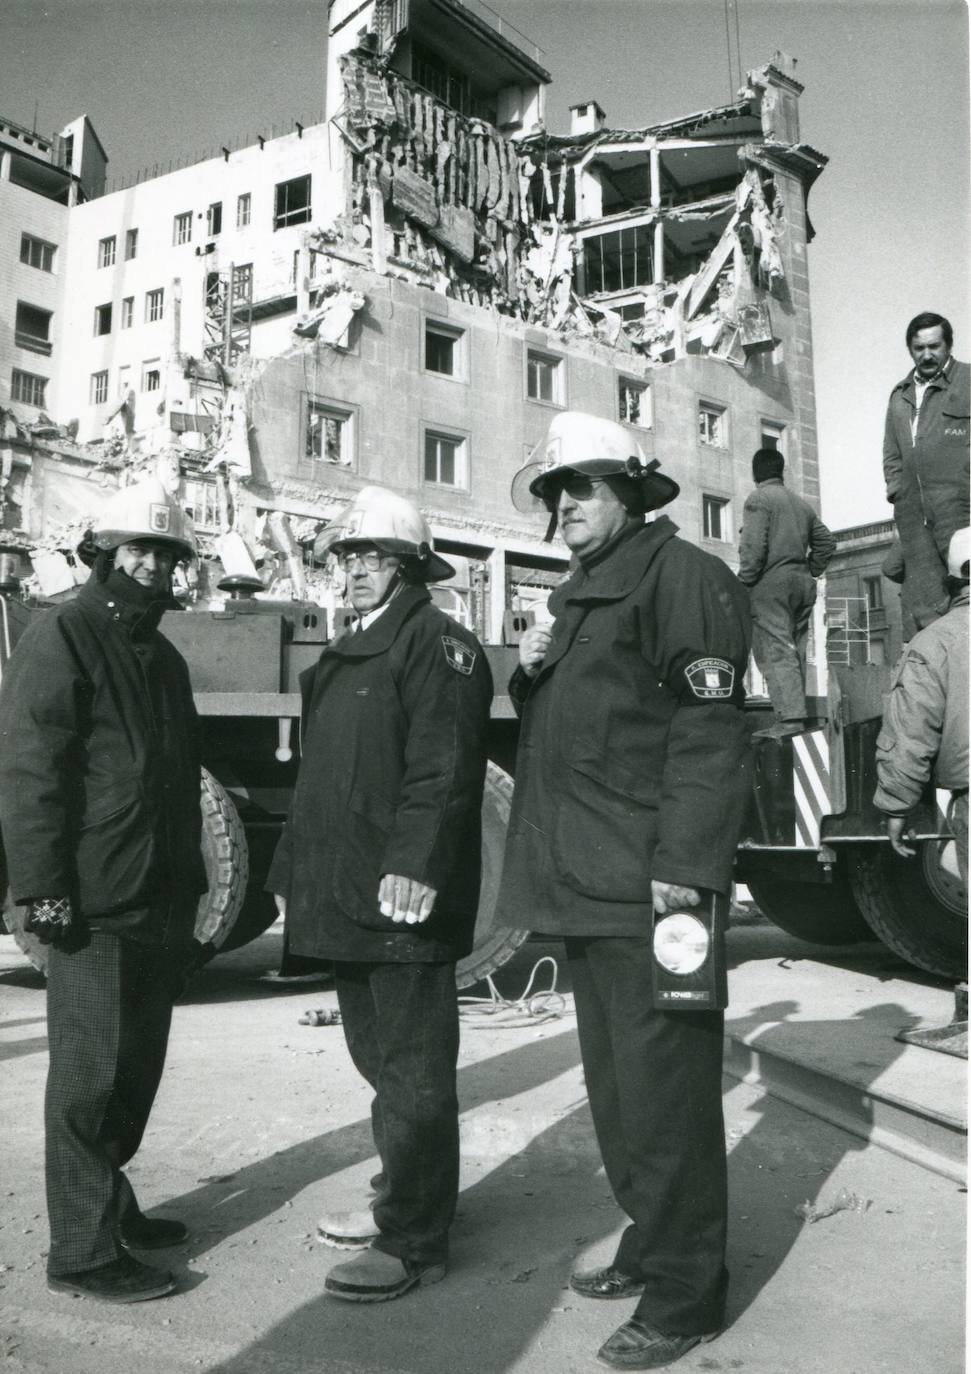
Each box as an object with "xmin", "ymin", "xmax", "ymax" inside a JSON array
[
  {"xmin": 442, "ymin": 635, "xmax": 476, "ymax": 676},
  {"xmin": 684, "ymin": 657, "xmax": 735, "ymax": 699}
]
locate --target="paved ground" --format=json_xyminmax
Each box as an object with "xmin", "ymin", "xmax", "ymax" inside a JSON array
[{"xmin": 0, "ymin": 922, "xmax": 965, "ymax": 1374}]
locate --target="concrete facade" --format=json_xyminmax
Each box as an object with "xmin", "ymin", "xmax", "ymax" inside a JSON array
[{"xmin": 825, "ymin": 519, "xmax": 905, "ymax": 667}]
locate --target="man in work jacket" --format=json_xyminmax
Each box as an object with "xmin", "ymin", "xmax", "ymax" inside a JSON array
[
  {"xmin": 874, "ymin": 526, "xmax": 969, "ymax": 890},
  {"xmin": 737, "ymin": 447, "xmax": 835, "ymax": 738},
  {"xmin": 267, "ymin": 486, "xmax": 492, "ymax": 1303},
  {"xmin": 883, "ymin": 311, "xmax": 970, "ymax": 628},
  {"xmin": 495, "ymin": 412, "xmax": 752, "ymax": 1372},
  {"xmin": 0, "ymin": 476, "xmax": 206, "ymax": 1305}
]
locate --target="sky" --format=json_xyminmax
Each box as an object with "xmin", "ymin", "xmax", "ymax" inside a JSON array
[{"xmin": 2, "ymin": 0, "xmax": 968, "ymax": 527}]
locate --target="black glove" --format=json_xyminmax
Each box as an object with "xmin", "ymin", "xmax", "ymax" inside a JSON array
[{"xmin": 25, "ymin": 897, "xmax": 88, "ymax": 952}]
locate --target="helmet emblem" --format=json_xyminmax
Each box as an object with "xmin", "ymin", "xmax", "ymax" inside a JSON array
[{"xmin": 149, "ymin": 503, "xmax": 171, "ymax": 533}]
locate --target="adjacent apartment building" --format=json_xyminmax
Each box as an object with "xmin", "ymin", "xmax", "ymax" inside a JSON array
[{"xmin": 0, "ymin": 0, "xmax": 828, "ymax": 643}]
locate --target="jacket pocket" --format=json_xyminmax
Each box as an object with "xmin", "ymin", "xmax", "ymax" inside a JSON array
[
  {"xmin": 333, "ymin": 789, "xmax": 402, "ymax": 930},
  {"xmin": 553, "ymin": 756, "xmax": 657, "ymax": 903}
]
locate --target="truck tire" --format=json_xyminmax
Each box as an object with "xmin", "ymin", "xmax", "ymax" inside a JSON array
[
  {"xmin": 746, "ymin": 860, "xmax": 874, "ymax": 945},
  {"xmin": 457, "ymin": 762, "xmax": 529, "ymax": 989},
  {"xmin": 845, "ymin": 840, "xmax": 967, "ymax": 980},
  {"xmin": 4, "ymin": 768, "xmax": 248, "ymax": 975}
]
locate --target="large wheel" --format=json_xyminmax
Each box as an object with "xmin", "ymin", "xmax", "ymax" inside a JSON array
[
  {"xmin": 845, "ymin": 839, "xmax": 967, "ymax": 980},
  {"xmin": 456, "ymin": 762, "xmax": 528, "ymax": 989},
  {"xmin": 4, "ymin": 768, "xmax": 249, "ymax": 975},
  {"xmin": 746, "ymin": 858, "xmax": 874, "ymax": 945}
]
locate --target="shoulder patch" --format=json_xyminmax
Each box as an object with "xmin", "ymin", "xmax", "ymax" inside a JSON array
[
  {"xmin": 442, "ymin": 635, "xmax": 476, "ymax": 676},
  {"xmin": 684, "ymin": 656, "xmax": 735, "ymax": 699}
]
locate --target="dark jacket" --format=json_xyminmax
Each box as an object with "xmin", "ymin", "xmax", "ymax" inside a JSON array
[
  {"xmin": 267, "ymin": 584, "xmax": 492, "ymax": 962},
  {"xmin": 494, "ymin": 518, "xmax": 752, "ymax": 937},
  {"xmin": 0, "ymin": 573, "xmax": 206, "ymax": 941},
  {"xmin": 737, "ymin": 478, "xmax": 835, "ymax": 586}
]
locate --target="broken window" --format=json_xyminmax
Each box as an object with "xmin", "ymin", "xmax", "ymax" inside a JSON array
[
  {"xmin": 424, "ymin": 429, "xmax": 467, "ymax": 488},
  {"xmin": 237, "ymin": 192, "xmax": 251, "ymax": 228},
  {"xmin": 306, "ymin": 399, "xmax": 353, "ymax": 466},
  {"xmin": 761, "ymin": 420, "xmax": 785, "ymax": 453},
  {"xmin": 145, "ymin": 288, "xmax": 164, "ymax": 323},
  {"xmin": 173, "ymin": 211, "xmax": 192, "ymax": 245},
  {"xmin": 125, "ymin": 228, "xmax": 138, "ymax": 260},
  {"xmin": 90, "ymin": 370, "xmax": 109, "ymax": 405},
  {"xmin": 527, "ymin": 350, "xmax": 564, "ymax": 405},
  {"xmin": 20, "ymin": 233, "xmax": 56, "ymax": 272},
  {"xmin": 94, "ymin": 302, "xmax": 112, "ymax": 336},
  {"xmin": 15, "ymin": 301, "xmax": 52, "ymax": 353},
  {"xmin": 97, "ymin": 235, "xmax": 116, "ymax": 268},
  {"xmin": 207, "ymin": 202, "xmax": 222, "ymax": 237},
  {"xmin": 698, "ymin": 401, "xmax": 727, "ymax": 447},
  {"xmin": 274, "ymin": 175, "xmax": 312, "ymax": 230},
  {"xmin": 583, "ymin": 225, "xmax": 654, "ymax": 296},
  {"xmin": 618, "ymin": 378, "xmax": 650, "ymax": 428},
  {"xmin": 425, "ymin": 323, "xmax": 464, "ymax": 379},
  {"xmin": 11, "ymin": 369, "xmax": 47, "ymax": 407},
  {"xmin": 121, "ymin": 296, "xmax": 134, "ymax": 329},
  {"xmin": 702, "ymin": 495, "xmax": 731, "ymax": 541},
  {"xmin": 142, "ymin": 360, "xmax": 161, "ymax": 392},
  {"xmin": 183, "ymin": 479, "xmax": 221, "ymax": 531},
  {"xmin": 411, "ymin": 42, "xmax": 471, "ymax": 116}
]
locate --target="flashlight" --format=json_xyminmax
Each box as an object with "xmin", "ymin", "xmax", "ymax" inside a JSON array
[{"xmin": 651, "ymin": 889, "xmax": 728, "ymax": 1011}]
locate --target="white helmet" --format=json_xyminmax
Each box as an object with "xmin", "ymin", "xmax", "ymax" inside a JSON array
[
  {"xmin": 312, "ymin": 486, "xmax": 455, "ymax": 582},
  {"xmin": 511, "ymin": 410, "xmax": 680, "ymax": 516},
  {"xmin": 947, "ymin": 526, "xmax": 970, "ymax": 580},
  {"xmin": 92, "ymin": 476, "xmax": 197, "ymax": 561}
]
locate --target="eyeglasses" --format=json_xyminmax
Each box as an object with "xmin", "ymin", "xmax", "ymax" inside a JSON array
[
  {"xmin": 336, "ymin": 550, "xmax": 393, "ymax": 572},
  {"xmin": 541, "ymin": 475, "xmax": 606, "ymax": 511}
]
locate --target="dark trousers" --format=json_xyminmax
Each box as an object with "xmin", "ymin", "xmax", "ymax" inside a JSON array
[
  {"xmin": 566, "ymin": 936, "xmax": 728, "ymax": 1336},
  {"xmin": 750, "ymin": 567, "xmax": 817, "ymax": 722},
  {"xmin": 45, "ymin": 932, "xmax": 175, "ymax": 1276},
  {"xmin": 334, "ymin": 960, "xmax": 459, "ymax": 1268}
]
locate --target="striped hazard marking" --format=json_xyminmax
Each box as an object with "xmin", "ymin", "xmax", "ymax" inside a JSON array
[{"xmin": 791, "ymin": 728, "xmax": 831, "ymax": 848}]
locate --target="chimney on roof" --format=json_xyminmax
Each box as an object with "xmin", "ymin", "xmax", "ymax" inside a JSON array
[{"xmin": 569, "ymin": 101, "xmax": 606, "ymax": 136}]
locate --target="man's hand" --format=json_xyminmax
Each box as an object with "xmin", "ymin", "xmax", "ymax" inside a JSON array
[
  {"xmin": 519, "ymin": 625, "xmax": 553, "ymax": 678},
  {"xmin": 651, "ymin": 880, "xmax": 701, "ymax": 915},
  {"xmin": 25, "ymin": 897, "xmax": 88, "ymax": 951},
  {"xmin": 378, "ymin": 874, "xmax": 437, "ymax": 925},
  {"xmin": 273, "ymin": 893, "xmax": 287, "ymax": 919},
  {"xmin": 886, "ymin": 816, "xmax": 917, "ymax": 858}
]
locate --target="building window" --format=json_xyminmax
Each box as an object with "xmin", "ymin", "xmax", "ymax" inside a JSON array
[
  {"xmin": 423, "ymin": 428, "xmax": 468, "ymax": 488},
  {"xmin": 90, "ymin": 370, "xmax": 109, "ymax": 405},
  {"xmin": 526, "ymin": 349, "xmax": 564, "ymax": 405},
  {"xmin": 702, "ymin": 494, "xmax": 731, "ymax": 541},
  {"xmin": 411, "ymin": 41, "xmax": 472, "ymax": 115},
  {"xmin": 864, "ymin": 575, "xmax": 883, "ymax": 612},
  {"xmin": 121, "ymin": 296, "xmax": 134, "ymax": 329},
  {"xmin": 207, "ymin": 201, "xmax": 222, "ymax": 237},
  {"xmin": 237, "ymin": 192, "xmax": 251, "ymax": 228},
  {"xmin": 11, "ymin": 369, "xmax": 47, "ymax": 408},
  {"xmin": 305, "ymin": 399, "xmax": 354, "ymax": 466},
  {"xmin": 94, "ymin": 302, "xmax": 112, "ymax": 336},
  {"xmin": 117, "ymin": 365, "xmax": 131, "ymax": 398},
  {"xmin": 618, "ymin": 377, "xmax": 651, "ymax": 428},
  {"xmin": 761, "ymin": 419, "xmax": 785, "ymax": 453},
  {"xmin": 232, "ymin": 263, "xmax": 253, "ymax": 301},
  {"xmin": 583, "ymin": 225, "xmax": 654, "ymax": 295},
  {"xmin": 142, "ymin": 361, "xmax": 161, "ymax": 392},
  {"xmin": 698, "ymin": 401, "xmax": 727, "ymax": 447},
  {"xmin": 173, "ymin": 211, "xmax": 192, "ymax": 245},
  {"xmin": 97, "ymin": 235, "xmax": 116, "ymax": 268},
  {"xmin": 125, "ymin": 228, "xmax": 138, "ymax": 260},
  {"xmin": 183, "ymin": 479, "xmax": 221, "ymax": 531},
  {"xmin": 424, "ymin": 322, "xmax": 465, "ymax": 379},
  {"xmin": 274, "ymin": 175, "xmax": 311, "ymax": 230},
  {"xmin": 145, "ymin": 288, "xmax": 164, "ymax": 323},
  {"xmin": 15, "ymin": 301, "xmax": 52, "ymax": 354},
  {"xmin": 20, "ymin": 233, "xmax": 56, "ymax": 272}
]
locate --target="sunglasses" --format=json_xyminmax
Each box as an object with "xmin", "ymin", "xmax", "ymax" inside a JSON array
[{"xmin": 541, "ymin": 475, "xmax": 606, "ymax": 511}]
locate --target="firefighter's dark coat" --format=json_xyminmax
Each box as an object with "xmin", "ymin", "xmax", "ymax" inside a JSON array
[
  {"xmin": 495, "ymin": 517, "xmax": 752, "ymax": 936},
  {"xmin": 267, "ymin": 584, "xmax": 492, "ymax": 962},
  {"xmin": 0, "ymin": 573, "xmax": 205, "ymax": 939}
]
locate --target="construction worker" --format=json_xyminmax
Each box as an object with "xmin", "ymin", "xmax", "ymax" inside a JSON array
[
  {"xmin": 495, "ymin": 412, "xmax": 752, "ymax": 1370},
  {"xmin": 0, "ymin": 476, "xmax": 205, "ymax": 1303},
  {"xmin": 267, "ymin": 486, "xmax": 492, "ymax": 1302},
  {"xmin": 883, "ymin": 312, "xmax": 970, "ymax": 628},
  {"xmin": 737, "ymin": 448, "xmax": 835, "ymax": 738},
  {"xmin": 874, "ymin": 526, "xmax": 969, "ymax": 890}
]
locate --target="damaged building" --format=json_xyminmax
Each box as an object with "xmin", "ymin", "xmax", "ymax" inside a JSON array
[{"xmin": 0, "ymin": 0, "xmax": 827, "ymax": 642}]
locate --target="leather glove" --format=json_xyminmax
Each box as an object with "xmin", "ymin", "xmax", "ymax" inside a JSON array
[{"xmin": 25, "ymin": 897, "xmax": 89, "ymax": 952}]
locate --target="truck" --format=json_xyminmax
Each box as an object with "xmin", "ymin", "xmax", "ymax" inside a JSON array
[{"xmin": 4, "ymin": 574, "xmax": 966, "ymax": 986}]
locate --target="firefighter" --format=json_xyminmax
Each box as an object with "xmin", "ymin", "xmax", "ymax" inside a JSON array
[
  {"xmin": 0, "ymin": 476, "xmax": 206, "ymax": 1303},
  {"xmin": 267, "ymin": 486, "xmax": 492, "ymax": 1302},
  {"xmin": 495, "ymin": 412, "xmax": 752, "ymax": 1370},
  {"xmin": 874, "ymin": 526, "xmax": 969, "ymax": 890}
]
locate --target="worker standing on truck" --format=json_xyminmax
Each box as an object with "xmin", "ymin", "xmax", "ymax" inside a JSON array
[
  {"xmin": 737, "ymin": 447, "xmax": 836, "ymax": 739},
  {"xmin": 267, "ymin": 486, "xmax": 492, "ymax": 1303},
  {"xmin": 874, "ymin": 526, "xmax": 969, "ymax": 890},
  {"xmin": 495, "ymin": 412, "xmax": 751, "ymax": 1371},
  {"xmin": 883, "ymin": 312, "xmax": 971, "ymax": 629},
  {"xmin": 0, "ymin": 476, "xmax": 205, "ymax": 1304}
]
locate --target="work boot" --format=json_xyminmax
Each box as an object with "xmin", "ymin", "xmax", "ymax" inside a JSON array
[
  {"xmin": 316, "ymin": 1208, "xmax": 381, "ymax": 1249},
  {"xmin": 324, "ymin": 1247, "xmax": 445, "ymax": 1303},
  {"xmin": 120, "ymin": 1212, "xmax": 188, "ymax": 1250},
  {"xmin": 48, "ymin": 1254, "xmax": 177, "ymax": 1304},
  {"xmin": 570, "ymin": 1264, "xmax": 645, "ymax": 1300},
  {"xmin": 598, "ymin": 1318, "xmax": 720, "ymax": 1369}
]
